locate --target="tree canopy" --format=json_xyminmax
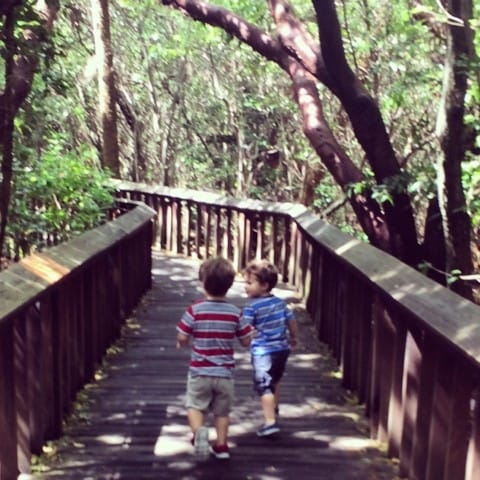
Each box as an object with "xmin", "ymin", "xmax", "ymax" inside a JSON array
[{"xmin": 0, "ymin": 0, "xmax": 479, "ymax": 299}]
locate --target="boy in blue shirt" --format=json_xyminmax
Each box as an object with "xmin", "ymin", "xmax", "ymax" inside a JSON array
[{"xmin": 242, "ymin": 259, "xmax": 299, "ymax": 436}]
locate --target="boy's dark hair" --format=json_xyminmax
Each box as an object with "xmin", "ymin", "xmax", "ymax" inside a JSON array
[
  {"xmin": 199, "ymin": 257, "xmax": 236, "ymax": 296},
  {"xmin": 244, "ymin": 259, "xmax": 278, "ymax": 291}
]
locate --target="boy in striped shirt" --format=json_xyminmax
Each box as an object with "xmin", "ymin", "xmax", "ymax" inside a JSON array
[
  {"xmin": 176, "ymin": 257, "xmax": 255, "ymax": 459},
  {"xmin": 242, "ymin": 259, "xmax": 299, "ymax": 437}
]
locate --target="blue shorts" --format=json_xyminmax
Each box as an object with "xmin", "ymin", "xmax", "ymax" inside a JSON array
[{"xmin": 252, "ymin": 350, "xmax": 290, "ymax": 396}]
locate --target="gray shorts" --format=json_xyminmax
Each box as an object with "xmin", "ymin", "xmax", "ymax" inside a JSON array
[{"xmin": 186, "ymin": 375, "xmax": 234, "ymax": 417}]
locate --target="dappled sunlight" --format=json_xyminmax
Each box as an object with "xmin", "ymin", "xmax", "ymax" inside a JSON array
[
  {"xmin": 166, "ymin": 403, "xmax": 186, "ymax": 417},
  {"xmin": 334, "ymin": 238, "xmax": 362, "ymax": 255},
  {"xmin": 21, "ymin": 253, "xmax": 70, "ymax": 283},
  {"xmin": 154, "ymin": 424, "xmax": 192, "ymax": 457},
  {"xmin": 95, "ymin": 434, "xmax": 131, "ymax": 446},
  {"xmin": 455, "ymin": 322, "xmax": 480, "ymax": 344},
  {"xmin": 228, "ymin": 419, "xmax": 258, "ymax": 440},
  {"xmin": 289, "ymin": 353, "xmax": 322, "ymax": 370},
  {"xmin": 104, "ymin": 412, "xmax": 128, "ymax": 421},
  {"xmin": 369, "ymin": 263, "xmax": 410, "ymax": 285},
  {"xmin": 390, "ymin": 282, "xmax": 444, "ymax": 300},
  {"xmin": 293, "ymin": 430, "xmax": 373, "ymax": 452}
]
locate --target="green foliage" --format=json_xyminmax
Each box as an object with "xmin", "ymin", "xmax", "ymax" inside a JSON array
[
  {"xmin": 463, "ymin": 158, "xmax": 480, "ymax": 228},
  {"xmin": 7, "ymin": 134, "xmax": 114, "ymax": 256},
  {"xmin": 4, "ymin": 0, "xmax": 478, "ymax": 259}
]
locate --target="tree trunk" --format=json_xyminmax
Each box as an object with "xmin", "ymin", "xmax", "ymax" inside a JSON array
[
  {"xmin": 116, "ymin": 86, "xmax": 147, "ymax": 181},
  {"xmin": 0, "ymin": 1, "xmax": 58, "ymax": 260},
  {"xmin": 311, "ymin": 0, "xmax": 420, "ymax": 266},
  {"xmin": 91, "ymin": 0, "xmax": 120, "ymax": 177},
  {"xmin": 434, "ymin": 0, "xmax": 474, "ymax": 300},
  {"xmin": 0, "ymin": 9, "xmax": 16, "ymax": 260}
]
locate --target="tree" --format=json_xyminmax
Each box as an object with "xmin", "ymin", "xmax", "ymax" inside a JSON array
[
  {"xmin": 159, "ymin": 0, "xmax": 478, "ymax": 299},
  {"xmin": 434, "ymin": 0, "xmax": 476, "ymax": 298},
  {"xmin": 91, "ymin": 0, "xmax": 120, "ymax": 177},
  {"xmin": 0, "ymin": 0, "xmax": 58, "ymax": 259}
]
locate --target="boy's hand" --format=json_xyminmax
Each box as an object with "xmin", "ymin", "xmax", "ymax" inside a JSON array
[{"xmin": 176, "ymin": 333, "xmax": 189, "ymax": 348}]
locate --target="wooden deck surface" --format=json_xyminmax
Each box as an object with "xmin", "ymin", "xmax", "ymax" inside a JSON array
[{"xmin": 27, "ymin": 251, "xmax": 399, "ymax": 480}]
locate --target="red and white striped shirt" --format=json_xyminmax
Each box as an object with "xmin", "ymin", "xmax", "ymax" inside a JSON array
[{"xmin": 177, "ymin": 299, "xmax": 254, "ymax": 378}]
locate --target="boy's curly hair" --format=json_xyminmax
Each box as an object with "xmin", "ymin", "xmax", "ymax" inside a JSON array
[
  {"xmin": 244, "ymin": 259, "xmax": 278, "ymax": 291},
  {"xmin": 199, "ymin": 257, "xmax": 236, "ymax": 296}
]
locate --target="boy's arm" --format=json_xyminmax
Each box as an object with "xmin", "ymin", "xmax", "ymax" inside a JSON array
[
  {"xmin": 238, "ymin": 327, "xmax": 256, "ymax": 347},
  {"xmin": 287, "ymin": 318, "xmax": 299, "ymax": 348},
  {"xmin": 177, "ymin": 305, "xmax": 194, "ymax": 348}
]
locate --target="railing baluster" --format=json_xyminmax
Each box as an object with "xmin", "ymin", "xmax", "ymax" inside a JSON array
[
  {"xmin": 466, "ymin": 388, "xmax": 480, "ymax": 480},
  {"xmin": 0, "ymin": 319, "xmax": 18, "ymax": 479}
]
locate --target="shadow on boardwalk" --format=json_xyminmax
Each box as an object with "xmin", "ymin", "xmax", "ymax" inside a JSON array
[{"xmin": 29, "ymin": 250, "xmax": 399, "ymax": 480}]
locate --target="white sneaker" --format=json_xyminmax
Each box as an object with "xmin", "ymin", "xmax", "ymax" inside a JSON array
[{"xmin": 194, "ymin": 426, "xmax": 209, "ymax": 458}]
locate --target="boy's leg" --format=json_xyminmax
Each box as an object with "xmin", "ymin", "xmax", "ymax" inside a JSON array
[
  {"xmin": 214, "ymin": 415, "xmax": 229, "ymax": 445},
  {"xmin": 188, "ymin": 408, "xmax": 204, "ymax": 433},
  {"xmin": 260, "ymin": 392, "xmax": 277, "ymax": 424},
  {"xmin": 274, "ymin": 382, "xmax": 281, "ymax": 415},
  {"xmin": 186, "ymin": 375, "xmax": 210, "ymax": 433},
  {"xmin": 269, "ymin": 351, "xmax": 289, "ymax": 417},
  {"xmin": 210, "ymin": 378, "xmax": 233, "ymax": 446},
  {"xmin": 186, "ymin": 375, "xmax": 211, "ymax": 456},
  {"xmin": 254, "ymin": 351, "xmax": 289, "ymax": 435},
  {"xmin": 252, "ymin": 354, "xmax": 278, "ymax": 427}
]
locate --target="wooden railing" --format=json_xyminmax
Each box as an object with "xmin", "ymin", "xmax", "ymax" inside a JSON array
[
  {"xmin": 113, "ymin": 180, "xmax": 480, "ymax": 480},
  {"xmin": 0, "ymin": 202, "xmax": 155, "ymax": 479}
]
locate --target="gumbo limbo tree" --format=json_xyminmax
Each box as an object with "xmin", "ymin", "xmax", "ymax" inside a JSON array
[{"xmin": 160, "ymin": 0, "xmax": 477, "ymax": 301}]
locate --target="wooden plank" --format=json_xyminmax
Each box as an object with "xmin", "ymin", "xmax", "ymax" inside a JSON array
[
  {"xmin": 387, "ymin": 313, "xmax": 406, "ymax": 458},
  {"xmin": 215, "ymin": 207, "xmax": 222, "ymax": 257},
  {"xmin": 402, "ymin": 329, "xmax": 434, "ymax": 479},
  {"xmin": 466, "ymin": 388, "xmax": 480, "ymax": 480},
  {"xmin": 175, "ymin": 199, "xmax": 183, "ymax": 255},
  {"xmin": 32, "ymin": 253, "xmax": 399, "ymax": 480},
  {"xmin": 187, "ymin": 201, "xmax": 193, "ymax": 258},
  {"xmin": 14, "ymin": 313, "xmax": 31, "ymax": 474},
  {"xmin": 425, "ymin": 346, "xmax": 455, "ymax": 480},
  {"xmin": 195, "ymin": 204, "xmax": 202, "ymax": 259},
  {"xmin": 1, "ymin": 205, "xmax": 155, "ymax": 323},
  {"xmin": 443, "ymin": 360, "xmax": 473, "ymax": 480},
  {"xmin": 294, "ymin": 211, "xmax": 480, "ymax": 367},
  {"xmin": 0, "ymin": 320, "xmax": 19, "ymax": 480},
  {"xmin": 39, "ymin": 295, "xmax": 59, "ymax": 440},
  {"xmin": 356, "ymin": 287, "xmax": 372, "ymax": 405}
]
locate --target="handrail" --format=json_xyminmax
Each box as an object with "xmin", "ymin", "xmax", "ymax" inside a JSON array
[
  {"xmin": 0, "ymin": 202, "xmax": 155, "ymax": 479},
  {"xmin": 112, "ymin": 179, "xmax": 480, "ymax": 480}
]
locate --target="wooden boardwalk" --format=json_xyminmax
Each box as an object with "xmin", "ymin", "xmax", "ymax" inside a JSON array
[{"xmin": 27, "ymin": 251, "xmax": 399, "ymax": 480}]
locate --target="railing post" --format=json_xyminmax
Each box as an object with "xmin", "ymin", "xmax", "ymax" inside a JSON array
[
  {"xmin": 0, "ymin": 320, "xmax": 19, "ymax": 480},
  {"xmin": 387, "ymin": 315, "xmax": 406, "ymax": 459},
  {"xmin": 466, "ymin": 387, "xmax": 480, "ymax": 480}
]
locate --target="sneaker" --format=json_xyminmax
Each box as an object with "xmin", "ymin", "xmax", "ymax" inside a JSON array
[
  {"xmin": 209, "ymin": 443, "xmax": 230, "ymax": 459},
  {"xmin": 256, "ymin": 422, "xmax": 280, "ymax": 437},
  {"xmin": 194, "ymin": 426, "xmax": 209, "ymax": 457}
]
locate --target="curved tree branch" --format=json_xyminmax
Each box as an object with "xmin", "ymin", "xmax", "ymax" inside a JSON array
[
  {"xmin": 312, "ymin": 0, "xmax": 420, "ymax": 265},
  {"xmin": 160, "ymin": 0, "xmax": 392, "ymax": 250},
  {"xmin": 267, "ymin": 0, "xmax": 336, "ymax": 92}
]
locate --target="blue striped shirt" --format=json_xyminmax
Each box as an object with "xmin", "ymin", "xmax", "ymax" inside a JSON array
[{"xmin": 242, "ymin": 295, "xmax": 294, "ymax": 356}]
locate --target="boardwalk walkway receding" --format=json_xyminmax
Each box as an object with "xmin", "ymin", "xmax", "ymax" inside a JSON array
[{"xmin": 28, "ymin": 251, "xmax": 399, "ymax": 480}]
